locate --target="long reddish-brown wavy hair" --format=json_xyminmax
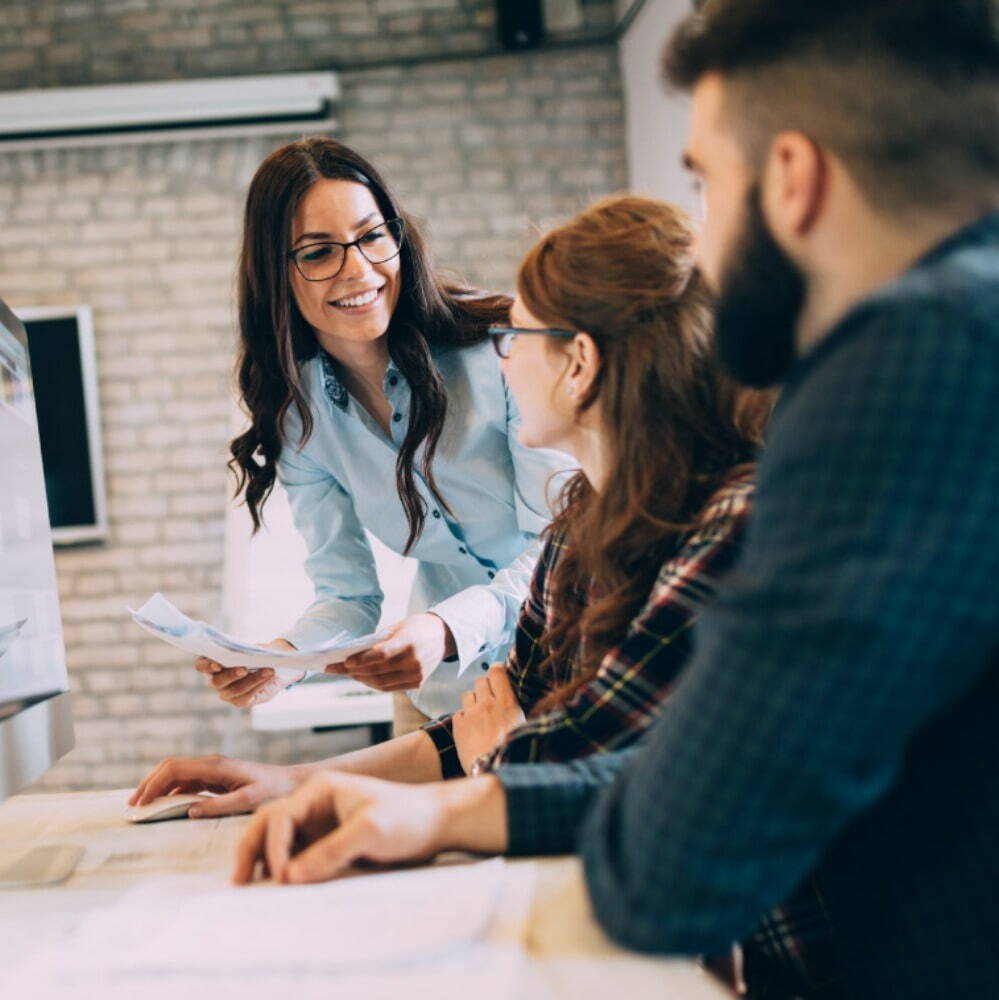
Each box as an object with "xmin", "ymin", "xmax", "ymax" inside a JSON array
[{"xmin": 519, "ymin": 194, "xmax": 772, "ymax": 711}]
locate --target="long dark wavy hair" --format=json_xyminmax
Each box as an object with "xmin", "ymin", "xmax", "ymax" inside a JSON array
[
  {"xmin": 229, "ymin": 136, "xmax": 508, "ymax": 553},
  {"xmin": 519, "ymin": 195, "xmax": 773, "ymax": 712}
]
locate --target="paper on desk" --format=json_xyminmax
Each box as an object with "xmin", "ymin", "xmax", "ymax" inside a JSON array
[
  {"xmin": 0, "ymin": 618, "xmax": 27, "ymax": 661},
  {"xmin": 0, "ymin": 857, "xmax": 536, "ymax": 1000},
  {"xmin": 128, "ymin": 593, "xmax": 387, "ymax": 677}
]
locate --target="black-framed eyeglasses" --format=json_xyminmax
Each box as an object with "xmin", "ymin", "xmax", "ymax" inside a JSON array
[
  {"xmin": 488, "ymin": 324, "xmax": 577, "ymax": 359},
  {"xmin": 287, "ymin": 218, "xmax": 405, "ymax": 282}
]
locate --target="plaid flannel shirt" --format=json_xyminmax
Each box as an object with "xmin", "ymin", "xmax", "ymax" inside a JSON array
[{"xmin": 422, "ymin": 469, "xmax": 754, "ymax": 778}]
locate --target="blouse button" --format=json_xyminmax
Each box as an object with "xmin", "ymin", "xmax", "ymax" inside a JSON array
[
  {"xmin": 392, "ymin": 412, "xmax": 402, "ymax": 423},
  {"xmin": 388, "ymin": 375, "xmax": 398, "ymax": 386},
  {"xmin": 458, "ymin": 546, "xmax": 467, "ymax": 554},
  {"xmin": 487, "ymin": 570, "xmax": 495, "ymax": 579},
  {"xmin": 432, "ymin": 510, "xmax": 441, "ymax": 519}
]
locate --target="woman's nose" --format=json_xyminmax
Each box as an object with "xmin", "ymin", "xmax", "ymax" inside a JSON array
[{"xmin": 339, "ymin": 243, "xmax": 371, "ymax": 280}]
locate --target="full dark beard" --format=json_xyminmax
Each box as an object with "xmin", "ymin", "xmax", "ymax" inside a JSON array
[{"xmin": 713, "ymin": 185, "xmax": 806, "ymax": 388}]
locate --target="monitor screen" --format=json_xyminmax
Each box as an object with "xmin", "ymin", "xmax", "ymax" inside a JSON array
[
  {"xmin": 16, "ymin": 306, "xmax": 107, "ymax": 545},
  {"xmin": 0, "ymin": 298, "xmax": 72, "ymax": 798}
]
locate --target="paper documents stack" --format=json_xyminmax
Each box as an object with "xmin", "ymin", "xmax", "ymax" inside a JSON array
[
  {"xmin": 128, "ymin": 593, "xmax": 386, "ymax": 677},
  {"xmin": 0, "ymin": 858, "xmax": 537, "ymax": 1000}
]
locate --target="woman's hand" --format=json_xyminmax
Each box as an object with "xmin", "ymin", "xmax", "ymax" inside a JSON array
[
  {"xmin": 129, "ymin": 755, "xmax": 302, "ymax": 817},
  {"xmin": 452, "ymin": 665, "xmax": 526, "ymax": 774},
  {"xmin": 232, "ymin": 769, "xmax": 508, "ymax": 885},
  {"xmin": 333, "ymin": 613, "xmax": 456, "ymax": 692},
  {"xmin": 196, "ymin": 638, "xmax": 304, "ymax": 708}
]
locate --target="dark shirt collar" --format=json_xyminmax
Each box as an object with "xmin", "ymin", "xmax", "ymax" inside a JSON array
[
  {"xmin": 319, "ymin": 351, "xmax": 348, "ymax": 411},
  {"xmin": 911, "ymin": 209, "xmax": 999, "ymax": 270}
]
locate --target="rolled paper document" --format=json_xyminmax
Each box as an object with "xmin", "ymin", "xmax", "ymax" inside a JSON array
[{"xmin": 128, "ymin": 593, "xmax": 386, "ymax": 678}]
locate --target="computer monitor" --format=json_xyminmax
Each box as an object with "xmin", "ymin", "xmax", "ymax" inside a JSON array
[
  {"xmin": 0, "ymin": 297, "xmax": 74, "ymax": 805},
  {"xmin": 16, "ymin": 305, "xmax": 108, "ymax": 546}
]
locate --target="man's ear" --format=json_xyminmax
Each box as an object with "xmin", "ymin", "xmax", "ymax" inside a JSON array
[{"xmin": 762, "ymin": 131, "xmax": 827, "ymax": 241}]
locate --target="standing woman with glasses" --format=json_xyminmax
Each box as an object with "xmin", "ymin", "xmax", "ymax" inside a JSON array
[{"xmin": 196, "ymin": 136, "xmax": 569, "ymax": 736}]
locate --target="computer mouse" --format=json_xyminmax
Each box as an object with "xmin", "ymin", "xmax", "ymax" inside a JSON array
[{"xmin": 125, "ymin": 793, "xmax": 211, "ymax": 824}]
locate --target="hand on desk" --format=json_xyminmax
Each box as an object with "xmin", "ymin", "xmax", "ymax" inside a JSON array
[
  {"xmin": 232, "ymin": 769, "xmax": 508, "ymax": 885},
  {"xmin": 453, "ymin": 665, "xmax": 526, "ymax": 775},
  {"xmin": 327, "ymin": 613, "xmax": 455, "ymax": 692},
  {"xmin": 196, "ymin": 638, "xmax": 304, "ymax": 708},
  {"xmin": 129, "ymin": 755, "xmax": 301, "ymax": 817}
]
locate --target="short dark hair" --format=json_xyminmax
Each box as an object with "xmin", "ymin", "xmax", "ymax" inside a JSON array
[{"xmin": 664, "ymin": 0, "xmax": 999, "ymax": 216}]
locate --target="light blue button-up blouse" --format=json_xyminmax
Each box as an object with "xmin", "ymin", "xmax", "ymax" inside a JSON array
[{"xmin": 276, "ymin": 338, "xmax": 574, "ymax": 718}]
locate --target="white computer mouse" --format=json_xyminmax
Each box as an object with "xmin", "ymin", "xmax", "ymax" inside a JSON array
[{"xmin": 125, "ymin": 793, "xmax": 211, "ymax": 824}]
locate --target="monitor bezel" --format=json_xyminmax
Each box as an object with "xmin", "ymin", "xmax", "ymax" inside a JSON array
[{"xmin": 15, "ymin": 304, "xmax": 109, "ymax": 546}]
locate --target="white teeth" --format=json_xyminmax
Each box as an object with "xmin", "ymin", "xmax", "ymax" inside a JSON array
[{"xmin": 334, "ymin": 288, "xmax": 380, "ymax": 308}]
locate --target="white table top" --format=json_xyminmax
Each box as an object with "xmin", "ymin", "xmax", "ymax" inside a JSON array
[
  {"xmin": 0, "ymin": 789, "xmax": 731, "ymax": 1000},
  {"xmin": 250, "ymin": 677, "xmax": 393, "ymax": 731}
]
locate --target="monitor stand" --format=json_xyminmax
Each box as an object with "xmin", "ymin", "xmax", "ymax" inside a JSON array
[{"xmin": 0, "ymin": 844, "xmax": 83, "ymax": 888}]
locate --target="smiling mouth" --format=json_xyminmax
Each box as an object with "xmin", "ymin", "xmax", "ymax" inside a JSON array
[{"xmin": 330, "ymin": 285, "xmax": 385, "ymax": 310}]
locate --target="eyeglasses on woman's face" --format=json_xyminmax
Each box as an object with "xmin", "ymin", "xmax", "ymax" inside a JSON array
[
  {"xmin": 288, "ymin": 217, "xmax": 405, "ymax": 282},
  {"xmin": 488, "ymin": 324, "xmax": 577, "ymax": 359}
]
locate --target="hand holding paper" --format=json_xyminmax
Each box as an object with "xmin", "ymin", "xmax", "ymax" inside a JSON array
[
  {"xmin": 195, "ymin": 638, "xmax": 300, "ymax": 708},
  {"xmin": 336, "ymin": 612, "xmax": 456, "ymax": 692},
  {"xmin": 128, "ymin": 593, "xmax": 387, "ymax": 679}
]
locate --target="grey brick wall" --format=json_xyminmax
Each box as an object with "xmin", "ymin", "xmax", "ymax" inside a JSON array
[
  {"xmin": 0, "ymin": 7, "xmax": 628, "ymax": 791},
  {"xmin": 0, "ymin": 0, "xmax": 617, "ymax": 88}
]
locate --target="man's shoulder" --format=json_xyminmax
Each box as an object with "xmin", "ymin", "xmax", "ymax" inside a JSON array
[
  {"xmin": 876, "ymin": 218, "xmax": 999, "ymax": 333},
  {"xmin": 763, "ymin": 221, "xmax": 999, "ymax": 495},
  {"xmin": 788, "ymin": 224, "xmax": 999, "ymax": 409}
]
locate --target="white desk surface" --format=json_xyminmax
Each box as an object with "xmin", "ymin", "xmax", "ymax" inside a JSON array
[
  {"xmin": 0, "ymin": 789, "xmax": 731, "ymax": 1000},
  {"xmin": 251, "ymin": 677, "xmax": 393, "ymax": 731}
]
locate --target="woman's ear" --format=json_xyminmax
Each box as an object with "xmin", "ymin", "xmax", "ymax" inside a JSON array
[{"xmin": 566, "ymin": 332, "xmax": 601, "ymax": 402}]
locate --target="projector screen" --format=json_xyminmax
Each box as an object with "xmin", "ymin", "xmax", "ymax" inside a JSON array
[{"xmin": 15, "ymin": 305, "xmax": 107, "ymax": 546}]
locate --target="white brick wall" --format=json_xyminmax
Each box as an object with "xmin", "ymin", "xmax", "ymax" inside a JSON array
[{"xmin": 0, "ymin": 0, "xmax": 618, "ymax": 89}]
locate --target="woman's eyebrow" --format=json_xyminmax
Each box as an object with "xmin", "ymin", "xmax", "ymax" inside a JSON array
[{"xmin": 292, "ymin": 213, "xmax": 382, "ymax": 246}]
